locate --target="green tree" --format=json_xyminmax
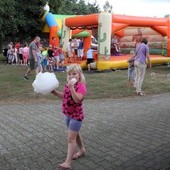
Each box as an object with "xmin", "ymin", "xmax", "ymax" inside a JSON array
[
  {"xmin": 0, "ymin": 0, "xmax": 17, "ymax": 40},
  {"xmin": 0, "ymin": 0, "xmax": 46, "ymax": 43},
  {"xmin": 14, "ymin": 0, "xmax": 46, "ymax": 41},
  {"xmin": 164, "ymin": 14, "xmax": 170, "ymax": 18},
  {"xmin": 48, "ymin": 0, "xmax": 100, "ymax": 15},
  {"xmin": 0, "ymin": 0, "xmax": 100, "ymax": 46},
  {"xmin": 103, "ymin": 0, "xmax": 113, "ymax": 13}
]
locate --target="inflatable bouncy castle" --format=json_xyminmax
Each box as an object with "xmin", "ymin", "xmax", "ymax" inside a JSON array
[{"xmin": 42, "ymin": 3, "xmax": 170, "ymax": 71}]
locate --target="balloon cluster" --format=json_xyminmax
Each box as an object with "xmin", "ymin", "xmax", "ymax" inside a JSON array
[{"xmin": 32, "ymin": 72, "xmax": 59, "ymax": 95}]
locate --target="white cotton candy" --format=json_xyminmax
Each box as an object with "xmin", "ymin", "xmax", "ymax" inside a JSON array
[
  {"xmin": 70, "ymin": 78, "xmax": 77, "ymax": 85},
  {"xmin": 32, "ymin": 72, "xmax": 59, "ymax": 95}
]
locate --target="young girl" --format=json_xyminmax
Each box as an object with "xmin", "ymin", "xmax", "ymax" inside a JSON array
[
  {"xmin": 127, "ymin": 50, "xmax": 135, "ymax": 86},
  {"xmin": 51, "ymin": 64, "xmax": 87, "ymax": 170},
  {"xmin": 36, "ymin": 46, "xmax": 43, "ymax": 74},
  {"xmin": 58, "ymin": 44, "xmax": 65, "ymax": 69},
  {"xmin": 22, "ymin": 44, "xmax": 29, "ymax": 65},
  {"xmin": 53, "ymin": 46, "xmax": 60, "ymax": 69}
]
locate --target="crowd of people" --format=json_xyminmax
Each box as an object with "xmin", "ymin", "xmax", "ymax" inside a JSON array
[
  {"xmin": 22, "ymin": 36, "xmax": 67, "ymax": 80},
  {"xmin": 5, "ymin": 36, "xmax": 97, "ymax": 76},
  {"xmin": 67, "ymin": 38, "xmax": 84, "ymax": 63},
  {"xmin": 6, "ymin": 38, "xmax": 66, "ymax": 71}
]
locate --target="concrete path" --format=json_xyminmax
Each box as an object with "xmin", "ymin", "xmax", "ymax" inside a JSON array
[{"xmin": 0, "ymin": 93, "xmax": 170, "ymax": 170}]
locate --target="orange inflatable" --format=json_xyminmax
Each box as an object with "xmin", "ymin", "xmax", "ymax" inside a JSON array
[{"xmin": 43, "ymin": 12, "xmax": 170, "ymax": 70}]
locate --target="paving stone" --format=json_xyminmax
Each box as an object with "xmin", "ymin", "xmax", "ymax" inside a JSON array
[{"xmin": 0, "ymin": 93, "xmax": 170, "ymax": 169}]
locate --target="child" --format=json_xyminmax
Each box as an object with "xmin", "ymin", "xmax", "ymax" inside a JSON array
[
  {"xmin": 77, "ymin": 39, "xmax": 84, "ymax": 60},
  {"xmin": 48, "ymin": 56, "xmax": 54, "ymax": 72},
  {"xmin": 51, "ymin": 64, "xmax": 87, "ymax": 170},
  {"xmin": 22, "ymin": 44, "xmax": 29, "ymax": 65},
  {"xmin": 58, "ymin": 44, "xmax": 65, "ymax": 69},
  {"xmin": 36, "ymin": 46, "xmax": 43, "ymax": 74},
  {"xmin": 53, "ymin": 46, "xmax": 60, "ymax": 69},
  {"xmin": 41, "ymin": 48, "xmax": 48, "ymax": 71},
  {"xmin": 47, "ymin": 45, "xmax": 54, "ymax": 72},
  {"xmin": 86, "ymin": 47, "xmax": 94, "ymax": 71},
  {"xmin": 127, "ymin": 50, "xmax": 135, "ymax": 86}
]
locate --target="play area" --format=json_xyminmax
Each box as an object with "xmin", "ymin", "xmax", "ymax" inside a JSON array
[{"xmin": 42, "ymin": 4, "xmax": 170, "ymax": 71}]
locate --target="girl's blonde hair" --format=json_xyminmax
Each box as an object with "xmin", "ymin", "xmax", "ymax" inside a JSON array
[{"xmin": 66, "ymin": 64, "xmax": 85, "ymax": 83}]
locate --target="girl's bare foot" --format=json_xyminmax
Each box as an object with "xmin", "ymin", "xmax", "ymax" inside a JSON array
[
  {"xmin": 58, "ymin": 162, "xmax": 71, "ymax": 170},
  {"xmin": 72, "ymin": 148, "xmax": 86, "ymax": 160}
]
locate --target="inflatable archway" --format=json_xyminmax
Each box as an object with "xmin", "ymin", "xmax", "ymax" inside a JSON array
[{"xmin": 42, "ymin": 5, "xmax": 170, "ymax": 70}]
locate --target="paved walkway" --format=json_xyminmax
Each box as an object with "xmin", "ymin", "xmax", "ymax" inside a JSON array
[{"xmin": 0, "ymin": 93, "xmax": 170, "ymax": 170}]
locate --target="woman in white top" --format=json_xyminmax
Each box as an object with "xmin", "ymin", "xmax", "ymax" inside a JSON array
[{"xmin": 67, "ymin": 39, "xmax": 73, "ymax": 63}]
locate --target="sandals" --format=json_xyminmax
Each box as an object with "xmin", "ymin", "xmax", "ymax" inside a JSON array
[
  {"xmin": 136, "ymin": 92, "xmax": 145, "ymax": 96},
  {"xmin": 58, "ymin": 164, "xmax": 72, "ymax": 170},
  {"xmin": 72, "ymin": 151, "xmax": 86, "ymax": 160}
]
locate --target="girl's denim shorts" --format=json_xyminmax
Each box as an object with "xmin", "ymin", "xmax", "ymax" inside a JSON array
[{"xmin": 65, "ymin": 116, "xmax": 82, "ymax": 132}]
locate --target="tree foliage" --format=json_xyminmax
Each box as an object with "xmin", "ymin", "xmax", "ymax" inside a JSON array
[
  {"xmin": 47, "ymin": 0, "xmax": 100, "ymax": 15},
  {"xmin": 0, "ymin": 0, "xmax": 100, "ymax": 44},
  {"xmin": 164, "ymin": 14, "xmax": 170, "ymax": 18},
  {"xmin": 103, "ymin": 0, "xmax": 113, "ymax": 13}
]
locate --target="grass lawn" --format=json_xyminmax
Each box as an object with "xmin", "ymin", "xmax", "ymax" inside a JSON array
[{"xmin": 0, "ymin": 56, "xmax": 170, "ymax": 104}]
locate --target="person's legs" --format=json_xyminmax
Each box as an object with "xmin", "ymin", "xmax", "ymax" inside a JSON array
[
  {"xmin": 11, "ymin": 55, "xmax": 15, "ymax": 64},
  {"xmin": 135, "ymin": 61, "xmax": 146, "ymax": 94},
  {"xmin": 137, "ymin": 63, "xmax": 146, "ymax": 93},
  {"xmin": 35, "ymin": 67, "xmax": 39, "ymax": 75},
  {"xmin": 60, "ymin": 60, "xmax": 64, "ymax": 68},
  {"xmin": 77, "ymin": 49, "xmax": 80, "ymax": 60},
  {"xmin": 23, "ymin": 57, "xmax": 26, "ymax": 65},
  {"xmin": 134, "ymin": 61, "xmax": 139, "ymax": 88},
  {"xmin": 56, "ymin": 57, "xmax": 60, "ymax": 69},
  {"xmin": 59, "ymin": 130, "xmax": 77, "ymax": 168},
  {"xmin": 59, "ymin": 117, "xmax": 84, "ymax": 168},
  {"xmin": 25, "ymin": 58, "xmax": 28, "ymax": 65},
  {"xmin": 127, "ymin": 67, "xmax": 131, "ymax": 84},
  {"xmin": 87, "ymin": 63, "xmax": 91, "ymax": 71},
  {"xmin": 23, "ymin": 68, "xmax": 31, "ymax": 79},
  {"xmin": 74, "ymin": 49, "xmax": 78, "ymax": 62},
  {"xmin": 76, "ymin": 133, "xmax": 84, "ymax": 149},
  {"xmin": 23, "ymin": 58, "xmax": 37, "ymax": 79},
  {"xmin": 72, "ymin": 133, "xmax": 86, "ymax": 159},
  {"xmin": 68, "ymin": 50, "xmax": 72, "ymax": 63},
  {"xmin": 80, "ymin": 49, "xmax": 84, "ymax": 60},
  {"xmin": 129, "ymin": 67, "xmax": 135, "ymax": 86}
]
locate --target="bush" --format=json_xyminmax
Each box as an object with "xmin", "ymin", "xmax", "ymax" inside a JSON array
[{"xmin": 0, "ymin": 54, "xmax": 6, "ymax": 62}]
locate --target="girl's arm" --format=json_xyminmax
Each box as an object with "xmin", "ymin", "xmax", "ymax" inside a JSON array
[
  {"xmin": 51, "ymin": 90, "xmax": 63, "ymax": 99},
  {"xmin": 68, "ymin": 82, "xmax": 84, "ymax": 103}
]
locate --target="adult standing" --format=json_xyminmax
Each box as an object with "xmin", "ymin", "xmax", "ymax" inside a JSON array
[
  {"xmin": 23, "ymin": 36, "xmax": 41, "ymax": 80},
  {"xmin": 134, "ymin": 37, "xmax": 152, "ymax": 96},
  {"xmin": 13, "ymin": 45, "xmax": 18, "ymax": 64},
  {"xmin": 18, "ymin": 45, "xmax": 23, "ymax": 65},
  {"xmin": 67, "ymin": 39, "xmax": 73, "ymax": 63},
  {"xmin": 77, "ymin": 39, "xmax": 84, "ymax": 60},
  {"xmin": 7, "ymin": 42, "xmax": 14, "ymax": 64}
]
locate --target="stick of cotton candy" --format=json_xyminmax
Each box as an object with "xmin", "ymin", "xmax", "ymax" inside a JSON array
[{"xmin": 32, "ymin": 72, "xmax": 59, "ymax": 95}]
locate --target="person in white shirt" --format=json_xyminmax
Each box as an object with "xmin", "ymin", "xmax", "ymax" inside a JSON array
[
  {"xmin": 67, "ymin": 39, "xmax": 73, "ymax": 63},
  {"xmin": 86, "ymin": 47, "xmax": 94, "ymax": 71}
]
